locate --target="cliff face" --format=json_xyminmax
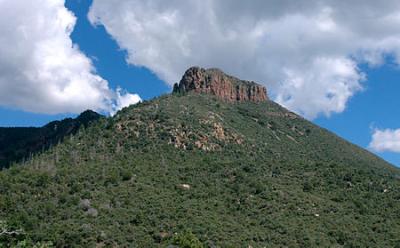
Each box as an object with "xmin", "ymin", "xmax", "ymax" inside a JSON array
[{"xmin": 173, "ymin": 67, "xmax": 268, "ymax": 102}]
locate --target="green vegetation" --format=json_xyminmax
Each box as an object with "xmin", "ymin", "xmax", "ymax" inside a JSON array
[
  {"xmin": 0, "ymin": 110, "xmax": 101, "ymax": 169},
  {"xmin": 0, "ymin": 93, "xmax": 399, "ymax": 247},
  {"xmin": 172, "ymin": 231, "xmax": 204, "ymax": 248},
  {"xmin": 0, "ymin": 220, "xmax": 53, "ymax": 248}
]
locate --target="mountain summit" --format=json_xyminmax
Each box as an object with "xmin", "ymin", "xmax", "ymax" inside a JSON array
[
  {"xmin": 0, "ymin": 68, "xmax": 400, "ymax": 247},
  {"xmin": 173, "ymin": 67, "xmax": 268, "ymax": 102}
]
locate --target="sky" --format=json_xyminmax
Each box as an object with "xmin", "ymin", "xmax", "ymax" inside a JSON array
[{"xmin": 0, "ymin": 0, "xmax": 399, "ymax": 166}]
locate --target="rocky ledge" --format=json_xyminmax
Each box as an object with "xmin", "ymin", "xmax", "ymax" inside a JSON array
[{"xmin": 173, "ymin": 67, "xmax": 268, "ymax": 102}]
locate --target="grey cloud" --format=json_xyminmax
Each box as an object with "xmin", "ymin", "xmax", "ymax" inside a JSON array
[{"xmin": 89, "ymin": 0, "xmax": 400, "ymax": 118}]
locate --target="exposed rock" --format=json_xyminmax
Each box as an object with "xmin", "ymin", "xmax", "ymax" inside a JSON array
[
  {"xmin": 86, "ymin": 208, "xmax": 98, "ymax": 217},
  {"xmin": 173, "ymin": 67, "xmax": 268, "ymax": 102},
  {"xmin": 177, "ymin": 184, "xmax": 191, "ymax": 190},
  {"xmin": 79, "ymin": 199, "xmax": 91, "ymax": 211},
  {"xmin": 213, "ymin": 123, "xmax": 226, "ymax": 140}
]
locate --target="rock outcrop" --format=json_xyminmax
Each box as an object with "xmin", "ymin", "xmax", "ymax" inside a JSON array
[{"xmin": 173, "ymin": 67, "xmax": 268, "ymax": 102}]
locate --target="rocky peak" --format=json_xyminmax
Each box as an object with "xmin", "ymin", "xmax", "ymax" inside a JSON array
[{"xmin": 173, "ymin": 67, "xmax": 268, "ymax": 102}]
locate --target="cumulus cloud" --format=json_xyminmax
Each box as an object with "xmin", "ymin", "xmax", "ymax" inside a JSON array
[
  {"xmin": 369, "ymin": 128, "xmax": 400, "ymax": 153},
  {"xmin": 0, "ymin": 0, "xmax": 140, "ymax": 115},
  {"xmin": 89, "ymin": 0, "xmax": 400, "ymax": 119},
  {"xmin": 111, "ymin": 87, "xmax": 142, "ymax": 116}
]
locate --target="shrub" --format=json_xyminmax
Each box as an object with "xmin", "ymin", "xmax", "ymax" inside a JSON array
[
  {"xmin": 120, "ymin": 169, "xmax": 133, "ymax": 181},
  {"xmin": 171, "ymin": 231, "xmax": 204, "ymax": 248}
]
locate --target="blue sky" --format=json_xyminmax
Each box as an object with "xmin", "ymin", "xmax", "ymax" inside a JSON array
[
  {"xmin": 315, "ymin": 63, "xmax": 400, "ymax": 166},
  {"xmin": 0, "ymin": 0, "xmax": 399, "ymax": 166}
]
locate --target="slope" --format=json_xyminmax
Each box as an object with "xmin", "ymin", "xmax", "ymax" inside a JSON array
[
  {"xmin": 0, "ymin": 110, "xmax": 102, "ymax": 169},
  {"xmin": 0, "ymin": 70, "xmax": 399, "ymax": 247}
]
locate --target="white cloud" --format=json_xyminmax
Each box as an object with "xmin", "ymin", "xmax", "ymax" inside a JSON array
[
  {"xmin": 369, "ymin": 128, "xmax": 400, "ymax": 153},
  {"xmin": 0, "ymin": 0, "xmax": 140, "ymax": 115},
  {"xmin": 111, "ymin": 88, "xmax": 142, "ymax": 116},
  {"xmin": 89, "ymin": 0, "xmax": 400, "ymax": 119}
]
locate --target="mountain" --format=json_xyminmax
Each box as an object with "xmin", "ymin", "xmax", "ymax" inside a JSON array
[
  {"xmin": 173, "ymin": 67, "xmax": 268, "ymax": 102},
  {"xmin": 0, "ymin": 67, "xmax": 400, "ymax": 247},
  {"xmin": 0, "ymin": 110, "xmax": 102, "ymax": 169}
]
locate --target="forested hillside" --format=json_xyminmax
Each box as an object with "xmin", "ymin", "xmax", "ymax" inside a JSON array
[
  {"xmin": 0, "ymin": 110, "xmax": 101, "ymax": 169},
  {"xmin": 0, "ymin": 91, "xmax": 399, "ymax": 247}
]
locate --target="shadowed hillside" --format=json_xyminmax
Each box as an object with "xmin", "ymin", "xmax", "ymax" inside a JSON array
[{"xmin": 0, "ymin": 110, "xmax": 102, "ymax": 169}]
